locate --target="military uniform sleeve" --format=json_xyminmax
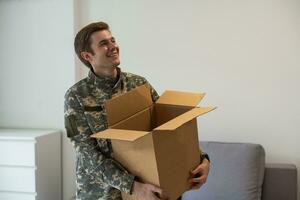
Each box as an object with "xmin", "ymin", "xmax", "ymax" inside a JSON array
[
  {"xmin": 64, "ymin": 90, "xmax": 135, "ymax": 194},
  {"xmin": 144, "ymin": 79, "xmax": 159, "ymax": 102}
]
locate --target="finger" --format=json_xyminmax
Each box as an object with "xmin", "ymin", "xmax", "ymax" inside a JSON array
[
  {"xmin": 187, "ymin": 180, "xmax": 203, "ymax": 190},
  {"xmin": 190, "ymin": 175, "xmax": 207, "ymax": 184},
  {"xmin": 159, "ymin": 191, "xmax": 169, "ymax": 200},
  {"xmin": 188, "ymin": 171, "xmax": 206, "ymax": 182},
  {"xmin": 152, "ymin": 191, "xmax": 168, "ymax": 200},
  {"xmin": 150, "ymin": 185, "xmax": 163, "ymax": 196},
  {"xmin": 191, "ymin": 182, "xmax": 204, "ymax": 190},
  {"xmin": 151, "ymin": 194, "xmax": 161, "ymax": 200},
  {"xmin": 191, "ymin": 164, "xmax": 204, "ymax": 175},
  {"xmin": 150, "ymin": 185, "xmax": 169, "ymax": 200},
  {"xmin": 189, "ymin": 172, "xmax": 202, "ymax": 179}
]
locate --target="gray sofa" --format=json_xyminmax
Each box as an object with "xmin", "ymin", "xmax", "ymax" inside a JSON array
[{"xmin": 183, "ymin": 141, "xmax": 298, "ymax": 200}]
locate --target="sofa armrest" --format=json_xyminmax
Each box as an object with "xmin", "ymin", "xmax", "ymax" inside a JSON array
[{"xmin": 262, "ymin": 163, "xmax": 297, "ymax": 200}]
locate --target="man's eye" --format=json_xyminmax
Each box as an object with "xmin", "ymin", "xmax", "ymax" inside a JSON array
[
  {"xmin": 99, "ymin": 42, "xmax": 107, "ymax": 46},
  {"xmin": 111, "ymin": 38, "xmax": 116, "ymax": 43}
]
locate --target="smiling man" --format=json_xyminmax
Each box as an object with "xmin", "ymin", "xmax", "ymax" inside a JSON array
[{"xmin": 64, "ymin": 21, "xmax": 210, "ymax": 200}]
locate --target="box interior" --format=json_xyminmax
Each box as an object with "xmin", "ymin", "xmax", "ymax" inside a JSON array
[{"xmin": 111, "ymin": 104, "xmax": 190, "ymax": 132}]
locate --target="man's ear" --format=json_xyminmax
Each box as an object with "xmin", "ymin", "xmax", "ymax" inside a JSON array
[{"xmin": 80, "ymin": 51, "xmax": 92, "ymax": 62}]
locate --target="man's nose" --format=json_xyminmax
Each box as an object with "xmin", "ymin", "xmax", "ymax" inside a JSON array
[{"xmin": 108, "ymin": 41, "xmax": 118, "ymax": 50}]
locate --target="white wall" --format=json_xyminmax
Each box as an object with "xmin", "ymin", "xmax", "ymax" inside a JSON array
[
  {"xmin": 75, "ymin": 0, "xmax": 300, "ymax": 198},
  {"xmin": 0, "ymin": 0, "xmax": 76, "ymax": 199}
]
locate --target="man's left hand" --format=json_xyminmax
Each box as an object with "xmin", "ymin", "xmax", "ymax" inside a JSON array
[{"xmin": 187, "ymin": 158, "xmax": 210, "ymax": 190}]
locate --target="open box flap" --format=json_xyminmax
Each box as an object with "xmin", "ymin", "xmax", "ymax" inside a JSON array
[
  {"xmin": 105, "ymin": 84, "xmax": 153, "ymax": 126},
  {"xmin": 91, "ymin": 129, "xmax": 150, "ymax": 142},
  {"xmin": 154, "ymin": 107, "xmax": 216, "ymax": 131},
  {"xmin": 156, "ymin": 90, "xmax": 205, "ymax": 107}
]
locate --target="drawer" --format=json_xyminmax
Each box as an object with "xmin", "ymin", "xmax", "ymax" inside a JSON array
[
  {"xmin": 0, "ymin": 166, "xmax": 36, "ymax": 192},
  {"xmin": 0, "ymin": 140, "xmax": 35, "ymax": 166},
  {"xmin": 0, "ymin": 192, "xmax": 36, "ymax": 200}
]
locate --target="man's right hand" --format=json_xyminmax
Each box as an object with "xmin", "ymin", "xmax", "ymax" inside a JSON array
[{"xmin": 132, "ymin": 181, "xmax": 168, "ymax": 200}]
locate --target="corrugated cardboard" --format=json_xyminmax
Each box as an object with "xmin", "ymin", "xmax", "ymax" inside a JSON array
[{"xmin": 91, "ymin": 84, "xmax": 215, "ymax": 200}]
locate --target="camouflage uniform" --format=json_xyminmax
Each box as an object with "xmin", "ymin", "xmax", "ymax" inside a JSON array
[{"xmin": 64, "ymin": 67, "xmax": 159, "ymax": 200}]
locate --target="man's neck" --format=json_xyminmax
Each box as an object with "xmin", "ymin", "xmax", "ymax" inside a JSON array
[{"xmin": 94, "ymin": 66, "xmax": 117, "ymax": 78}]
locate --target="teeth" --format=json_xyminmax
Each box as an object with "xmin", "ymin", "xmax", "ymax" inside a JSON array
[{"xmin": 108, "ymin": 52, "xmax": 118, "ymax": 57}]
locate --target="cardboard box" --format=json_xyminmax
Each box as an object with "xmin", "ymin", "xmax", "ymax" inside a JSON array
[{"xmin": 91, "ymin": 84, "xmax": 215, "ymax": 200}]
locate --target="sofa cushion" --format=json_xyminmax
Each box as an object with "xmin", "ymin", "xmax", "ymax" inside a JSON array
[{"xmin": 182, "ymin": 141, "xmax": 265, "ymax": 200}]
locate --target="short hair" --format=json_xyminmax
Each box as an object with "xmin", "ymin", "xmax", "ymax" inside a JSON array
[{"xmin": 74, "ymin": 21, "xmax": 110, "ymax": 68}]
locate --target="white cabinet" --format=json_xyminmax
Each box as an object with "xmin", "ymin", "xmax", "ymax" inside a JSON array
[{"xmin": 0, "ymin": 129, "xmax": 61, "ymax": 200}]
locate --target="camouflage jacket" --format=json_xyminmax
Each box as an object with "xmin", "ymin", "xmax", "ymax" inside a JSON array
[{"xmin": 64, "ymin": 67, "xmax": 159, "ymax": 200}]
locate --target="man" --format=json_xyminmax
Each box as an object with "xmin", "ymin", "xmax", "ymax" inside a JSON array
[{"xmin": 64, "ymin": 21, "xmax": 210, "ymax": 200}]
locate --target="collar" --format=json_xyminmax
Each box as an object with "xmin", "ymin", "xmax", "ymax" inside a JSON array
[{"xmin": 87, "ymin": 67, "xmax": 123, "ymax": 91}]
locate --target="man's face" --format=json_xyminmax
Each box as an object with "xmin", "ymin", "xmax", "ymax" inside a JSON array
[{"xmin": 84, "ymin": 30, "xmax": 120, "ymax": 73}]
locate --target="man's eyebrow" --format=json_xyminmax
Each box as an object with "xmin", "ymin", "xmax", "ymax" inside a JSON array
[
  {"xmin": 98, "ymin": 37, "xmax": 115, "ymax": 44},
  {"xmin": 98, "ymin": 39, "xmax": 107, "ymax": 44}
]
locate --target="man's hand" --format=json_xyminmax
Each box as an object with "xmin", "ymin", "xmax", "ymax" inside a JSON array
[
  {"xmin": 132, "ymin": 181, "xmax": 168, "ymax": 200},
  {"xmin": 188, "ymin": 158, "xmax": 210, "ymax": 190}
]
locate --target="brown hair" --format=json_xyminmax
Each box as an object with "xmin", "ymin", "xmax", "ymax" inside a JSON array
[{"xmin": 74, "ymin": 21, "xmax": 110, "ymax": 68}]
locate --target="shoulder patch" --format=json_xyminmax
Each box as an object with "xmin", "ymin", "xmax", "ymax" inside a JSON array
[{"xmin": 65, "ymin": 115, "xmax": 79, "ymax": 138}]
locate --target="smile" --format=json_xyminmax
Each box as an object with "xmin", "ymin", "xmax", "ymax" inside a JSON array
[{"xmin": 107, "ymin": 51, "xmax": 118, "ymax": 57}]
